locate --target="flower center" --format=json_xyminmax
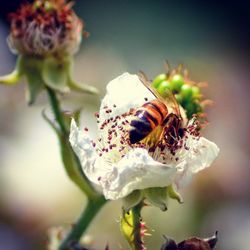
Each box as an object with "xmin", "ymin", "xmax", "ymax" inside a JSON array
[{"xmin": 90, "ymin": 104, "xmax": 202, "ymax": 166}]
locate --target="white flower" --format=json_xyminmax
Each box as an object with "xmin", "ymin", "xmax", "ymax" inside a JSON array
[{"xmin": 69, "ymin": 73, "xmax": 219, "ymax": 200}]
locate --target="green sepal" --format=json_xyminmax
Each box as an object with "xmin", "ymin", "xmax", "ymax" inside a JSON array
[
  {"xmin": 25, "ymin": 69, "xmax": 45, "ymax": 105},
  {"xmin": 20, "ymin": 56, "xmax": 45, "ymax": 105},
  {"xmin": 66, "ymin": 57, "xmax": 99, "ymax": 95},
  {"xmin": 62, "ymin": 109, "xmax": 82, "ymax": 132},
  {"xmin": 42, "ymin": 56, "xmax": 69, "ymax": 93},
  {"xmin": 122, "ymin": 190, "xmax": 143, "ymax": 212},
  {"xmin": 167, "ymin": 185, "xmax": 183, "ymax": 204},
  {"xmin": 0, "ymin": 56, "xmax": 23, "ymax": 85},
  {"xmin": 144, "ymin": 187, "xmax": 168, "ymax": 211}
]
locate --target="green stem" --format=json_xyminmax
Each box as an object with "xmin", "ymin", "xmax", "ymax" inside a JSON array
[
  {"xmin": 46, "ymin": 87, "xmax": 68, "ymax": 135},
  {"xmin": 46, "ymin": 87, "xmax": 107, "ymax": 248},
  {"xmin": 46, "ymin": 87, "xmax": 97, "ymax": 198},
  {"xmin": 131, "ymin": 203, "xmax": 144, "ymax": 250},
  {"xmin": 59, "ymin": 196, "xmax": 107, "ymax": 250},
  {"xmin": 121, "ymin": 202, "xmax": 144, "ymax": 250}
]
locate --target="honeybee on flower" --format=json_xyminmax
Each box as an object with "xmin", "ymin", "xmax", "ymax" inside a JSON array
[{"xmin": 70, "ymin": 72, "xmax": 219, "ymax": 209}]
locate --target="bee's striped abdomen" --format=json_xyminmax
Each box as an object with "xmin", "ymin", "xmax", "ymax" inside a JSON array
[{"xmin": 129, "ymin": 100, "xmax": 168, "ymax": 144}]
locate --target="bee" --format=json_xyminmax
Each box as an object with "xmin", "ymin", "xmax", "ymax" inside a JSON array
[{"xmin": 129, "ymin": 72, "xmax": 183, "ymax": 146}]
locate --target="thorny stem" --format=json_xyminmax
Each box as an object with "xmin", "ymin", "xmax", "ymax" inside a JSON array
[
  {"xmin": 59, "ymin": 196, "xmax": 107, "ymax": 250},
  {"xmin": 121, "ymin": 202, "xmax": 144, "ymax": 250},
  {"xmin": 131, "ymin": 203, "xmax": 144, "ymax": 250}
]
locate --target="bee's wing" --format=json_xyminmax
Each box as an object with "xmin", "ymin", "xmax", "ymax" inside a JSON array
[
  {"xmin": 162, "ymin": 88, "xmax": 181, "ymax": 117},
  {"xmin": 138, "ymin": 71, "xmax": 181, "ymax": 116},
  {"xmin": 138, "ymin": 71, "xmax": 166, "ymax": 101}
]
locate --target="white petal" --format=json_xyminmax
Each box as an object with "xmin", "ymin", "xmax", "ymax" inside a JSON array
[
  {"xmin": 100, "ymin": 148, "xmax": 178, "ymax": 200},
  {"xmin": 69, "ymin": 120, "xmax": 110, "ymax": 185},
  {"xmin": 99, "ymin": 73, "xmax": 155, "ymax": 125},
  {"xmin": 175, "ymin": 136, "xmax": 220, "ymax": 187}
]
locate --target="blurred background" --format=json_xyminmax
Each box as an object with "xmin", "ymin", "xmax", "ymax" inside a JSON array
[{"xmin": 0, "ymin": 0, "xmax": 249, "ymax": 249}]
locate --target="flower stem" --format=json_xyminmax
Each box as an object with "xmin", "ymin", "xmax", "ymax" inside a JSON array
[
  {"xmin": 131, "ymin": 203, "xmax": 144, "ymax": 250},
  {"xmin": 45, "ymin": 87, "xmax": 97, "ymax": 198},
  {"xmin": 46, "ymin": 87, "xmax": 68, "ymax": 134},
  {"xmin": 46, "ymin": 87, "xmax": 107, "ymax": 248},
  {"xmin": 59, "ymin": 196, "xmax": 107, "ymax": 250},
  {"xmin": 121, "ymin": 202, "xmax": 144, "ymax": 250}
]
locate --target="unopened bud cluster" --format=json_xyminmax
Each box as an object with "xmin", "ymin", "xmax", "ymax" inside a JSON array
[{"xmin": 152, "ymin": 66, "xmax": 205, "ymax": 119}]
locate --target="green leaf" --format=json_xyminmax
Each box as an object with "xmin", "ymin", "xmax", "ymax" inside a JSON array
[{"xmin": 42, "ymin": 57, "xmax": 69, "ymax": 93}]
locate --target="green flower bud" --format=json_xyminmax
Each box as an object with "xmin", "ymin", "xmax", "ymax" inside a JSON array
[
  {"xmin": 157, "ymin": 80, "xmax": 171, "ymax": 98},
  {"xmin": 185, "ymin": 102, "xmax": 203, "ymax": 119},
  {"xmin": 175, "ymin": 94, "xmax": 183, "ymax": 105},
  {"xmin": 180, "ymin": 84, "xmax": 193, "ymax": 101},
  {"xmin": 170, "ymin": 74, "xmax": 184, "ymax": 92},
  {"xmin": 152, "ymin": 73, "xmax": 167, "ymax": 88},
  {"xmin": 192, "ymin": 86, "xmax": 202, "ymax": 101}
]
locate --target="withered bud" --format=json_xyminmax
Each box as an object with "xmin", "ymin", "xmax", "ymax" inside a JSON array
[
  {"xmin": 8, "ymin": 0, "xmax": 86, "ymax": 56},
  {"xmin": 161, "ymin": 232, "xmax": 218, "ymax": 250}
]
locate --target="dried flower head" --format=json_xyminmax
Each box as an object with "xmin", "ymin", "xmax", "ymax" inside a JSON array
[
  {"xmin": 0, "ymin": 0, "xmax": 97, "ymax": 104},
  {"xmin": 161, "ymin": 232, "xmax": 218, "ymax": 250},
  {"xmin": 70, "ymin": 73, "xmax": 219, "ymax": 204},
  {"xmin": 8, "ymin": 0, "xmax": 86, "ymax": 56}
]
